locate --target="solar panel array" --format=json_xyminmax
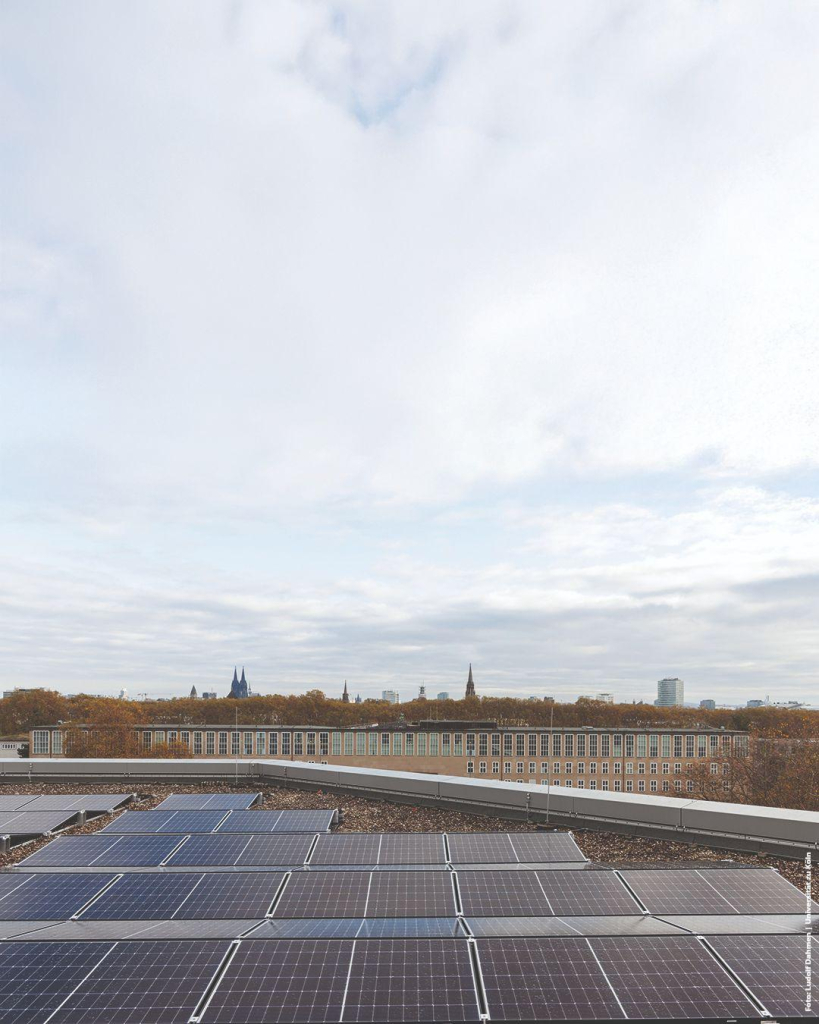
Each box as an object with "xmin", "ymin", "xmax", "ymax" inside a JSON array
[
  {"xmin": 2, "ymin": 791, "xmax": 815, "ymax": 1021},
  {"xmin": 155, "ymin": 794, "xmax": 261, "ymax": 811},
  {"xmin": 0, "ymin": 810, "xmax": 79, "ymax": 836},
  {"xmin": 0, "ymin": 794, "xmax": 132, "ymax": 813}
]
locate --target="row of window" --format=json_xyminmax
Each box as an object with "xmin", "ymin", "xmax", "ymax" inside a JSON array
[
  {"xmin": 39, "ymin": 728, "xmax": 747, "ymax": 758},
  {"xmin": 464, "ymin": 761, "xmax": 730, "ymax": 776},
  {"xmin": 484, "ymin": 778, "xmax": 707, "ymax": 792}
]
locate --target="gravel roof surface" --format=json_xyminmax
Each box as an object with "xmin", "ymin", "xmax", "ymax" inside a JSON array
[{"xmin": 1, "ymin": 781, "xmax": 814, "ymax": 900}]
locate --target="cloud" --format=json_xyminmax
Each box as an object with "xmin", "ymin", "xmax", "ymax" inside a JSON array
[{"xmin": 1, "ymin": 1, "xmax": 818, "ymax": 699}]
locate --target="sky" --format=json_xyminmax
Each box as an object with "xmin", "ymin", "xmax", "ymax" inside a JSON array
[{"xmin": 1, "ymin": 1, "xmax": 818, "ymax": 706}]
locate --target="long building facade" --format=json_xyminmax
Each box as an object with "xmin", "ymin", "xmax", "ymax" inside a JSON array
[{"xmin": 31, "ymin": 719, "xmax": 749, "ymax": 795}]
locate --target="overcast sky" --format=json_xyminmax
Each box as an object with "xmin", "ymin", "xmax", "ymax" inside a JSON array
[{"xmin": 1, "ymin": 1, "xmax": 818, "ymax": 705}]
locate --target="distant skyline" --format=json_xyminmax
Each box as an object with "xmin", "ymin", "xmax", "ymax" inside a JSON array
[{"xmin": 2, "ymin": 2, "xmax": 818, "ymax": 703}]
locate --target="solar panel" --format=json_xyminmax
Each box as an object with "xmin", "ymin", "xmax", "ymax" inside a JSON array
[
  {"xmin": 378, "ymin": 834, "xmax": 447, "ymax": 866},
  {"xmin": 467, "ymin": 915, "xmax": 677, "ymax": 938},
  {"xmin": 447, "ymin": 833, "xmax": 518, "ymax": 864},
  {"xmin": 477, "ymin": 936, "xmax": 625, "ymax": 1021},
  {"xmin": 0, "ymin": 940, "xmax": 114, "ymax": 1024},
  {"xmin": 200, "ymin": 938, "xmax": 353, "ymax": 1023},
  {"xmin": 510, "ymin": 832, "xmax": 587, "ymax": 864},
  {"xmin": 273, "ymin": 810, "xmax": 336, "ymax": 833},
  {"xmin": 47, "ymin": 938, "xmax": 230, "ymax": 1024},
  {"xmin": 0, "ymin": 872, "xmax": 115, "ymax": 920},
  {"xmin": 0, "ymin": 795, "xmax": 37, "ymax": 811},
  {"xmin": 20, "ymin": 794, "xmax": 133, "ymax": 813},
  {"xmin": 708, "ymin": 933, "xmax": 813, "ymax": 1017},
  {"xmin": 534, "ymin": 870, "xmax": 641, "ymax": 916},
  {"xmin": 165, "ymin": 834, "xmax": 312, "ymax": 867},
  {"xmin": 589, "ymin": 935, "xmax": 758, "ymax": 1018},
  {"xmin": 215, "ymin": 809, "xmax": 336, "ymax": 833},
  {"xmin": 155, "ymin": 793, "xmax": 261, "ymax": 811},
  {"xmin": 99, "ymin": 810, "xmax": 227, "ymax": 834},
  {"xmin": 343, "ymin": 938, "xmax": 481, "ymax": 1022},
  {"xmin": 366, "ymin": 872, "xmax": 456, "ymax": 918},
  {"xmin": 20, "ymin": 834, "xmax": 185, "ymax": 867},
  {"xmin": 310, "ymin": 834, "xmax": 382, "ymax": 866},
  {"xmin": 0, "ymin": 810, "xmax": 78, "ymax": 835},
  {"xmin": 79, "ymin": 872, "xmax": 287, "ymax": 921},
  {"xmin": 273, "ymin": 871, "xmax": 372, "ymax": 919},
  {"xmin": 355, "ymin": 918, "xmax": 465, "ymax": 939},
  {"xmin": 621, "ymin": 867, "xmax": 817, "ymax": 915},
  {"xmin": 456, "ymin": 870, "xmax": 553, "ymax": 917}
]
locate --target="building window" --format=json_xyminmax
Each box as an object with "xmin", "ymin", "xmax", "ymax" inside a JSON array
[
  {"xmin": 698, "ymin": 735, "xmax": 707, "ymax": 757},
  {"xmin": 602, "ymin": 780, "xmax": 609, "ymax": 790},
  {"xmin": 504, "ymin": 761, "xmax": 512, "ymax": 774},
  {"xmin": 626, "ymin": 780, "xmax": 633, "ymax": 791},
  {"xmin": 539, "ymin": 734, "xmax": 549, "ymax": 756},
  {"xmin": 723, "ymin": 781, "xmax": 730, "ymax": 792},
  {"xmin": 243, "ymin": 732, "xmax": 253, "ymax": 756},
  {"xmin": 589, "ymin": 762, "xmax": 597, "ymax": 774},
  {"xmin": 625, "ymin": 735, "xmax": 634, "ymax": 757},
  {"xmin": 600, "ymin": 735, "xmax": 609, "ymax": 757},
  {"xmin": 320, "ymin": 733, "xmax": 329, "ymax": 756},
  {"xmin": 344, "ymin": 732, "xmax": 353, "ymax": 755},
  {"xmin": 331, "ymin": 732, "xmax": 341, "ymax": 755},
  {"xmin": 674, "ymin": 735, "xmax": 683, "ymax": 757},
  {"xmin": 479, "ymin": 762, "xmax": 487, "ymax": 774},
  {"xmin": 650, "ymin": 762, "xmax": 657, "ymax": 774},
  {"xmin": 687, "ymin": 780, "xmax": 695, "ymax": 792},
  {"xmin": 612, "ymin": 735, "xmax": 622, "ymax": 757},
  {"xmin": 206, "ymin": 732, "xmax": 216, "ymax": 756},
  {"xmin": 637, "ymin": 763, "xmax": 645, "ymax": 775},
  {"xmin": 417, "ymin": 733, "xmax": 427, "ymax": 755},
  {"xmin": 552, "ymin": 762, "xmax": 560, "ymax": 774},
  {"xmin": 269, "ymin": 733, "xmax": 278, "ymax": 756},
  {"xmin": 405, "ymin": 733, "xmax": 415, "ymax": 755},
  {"xmin": 625, "ymin": 762, "xmax": 633, "ymax": 774},
  {"xmin": 553, "ymin": 734, "xmax": 562, "ymax": 757},
  {"xmin": 465, "ymin": 733, "xmax": 476, "ymax": 756},
  {"xmin": 492, "ymin": 762, "xmax": 499, "ymax": 773},
  {"xmin": 638, "ymin": 780, "xmax": 645, "ymax": 792},
  {"xmin": 650, "ymin": 780, "xmax": 658, "ymax": 792},
  {"xmin": 454, "ymin": 734, "xmax": 464, "ymax": 756},
  {"xmin": 722, "ymin": 762, "xmax": 730, "ymax": 775},
  {"xmin": 429, "ymin": 733, "xmax": 439, "ymax": 756},
  {"xmin": 589, "ymin": 780, "xmax": 597, "ymax": 790},
  {"xmin": 528, "ymin": 762, "xmax": 536, "ymax": 774},
  {"xmin": 662, "ymin": 780, "xmax": 669, "ymax": 792},
  {"xmin": 255, "ymin": 732, "xmax": 264, "ymax": 757},
  {"xmin": 442, "ymin": 734, "xmax": 451, "ymax": 756},
  {"xmin": 167, "ymin": 731, "xmax": 177, "ymax": 744},
  {"xmin": 492, "ymin": 734, "xmax": 501, "ymax": 756},
  {"xmin": 613, "ymin": 762, "xmax": 621, "ymax": 774},
  {"xmin": 722, "ymin": 734, "xmax": 732, "ymax": 754},
  {"xmin": 662, "ymin": 763, "xmax": 670, "ymax": 774},
  {"xmin": 368, "ymin": 733, "xmax": 378, "ymax": 756},
  {"xmin": 155, "ymin": 731, "xmax": 166, "ymax": 745},
  {"xmin": 576, "ymin": 734, "xmax": 586, "ymax": 756},
  {"xmin": 306, "ymin": 732, "xmax": 316, "ymax": 756},
  {"xmin": 649, "ymin": 735, "xmax": 659, "ymax": 757},
  {"xmin": 710, "ymin": 735, "xmax": 719, "ymax": 756},
  {"xmin": 613, "ymin": 781, "xmax": 621, "ymax": 791},
  {"xmin": 33, "ymin": 730, "xmax": 49, "ymax": 755},
  {"xmin": 381, "ymin": 733, "xmax": 391, "ymax": 755},
  {"xmin": 675, "ymin": 779, "xmax": 682, "ymax": 791},
  {"xmin": 588, "ymin": 734, "xmax": 598, "ymax": 756},
  {"xmin": 281, "ymin": 733, "xmax": 291, "ymax": 756},
  {"xmin": 661, "ymin": 735, "xmax": 671, "ymax": 757},
  {"xmin": 674, "ymin": 762, "xmax": 681, "ymax": 774},
  {"xmin": 479, "ymin": 734, "xmax": 488, "ymax": 757},
  {"xmin": 636, "ymin": 735, "xmax": 646, "ymax": 757},
  {"xmin": 540, "ymin": 762, "xmax": 548, "ymax": 774},
  {"xmin": 181, "ymin": 730, "xmax": 190, "ymax": 748},
  {"xmin": 601, "ymin": 762, "xmax": 609, "ymax": 774},
  {"xmin": 528, "ymin": 734, "xmax": 537, "ymax": 757},
  {"xmin": 51, "ymin": 730, "xmax": 63, "ymax": 755},
  {"xmin": 564, "ymin": 734, "xmax": 574, "ymax": 757},
  {"xmin": 515, "ymin": 734, "xmax": 525, "ymax": 756},
  {"xmin": 516, "ymin": 762, "xmax": 524, "ymax": 774},
  {"xmin": 393, "ymin": 733, "xmax": 403, "ymax": 756},
  {"xmin": 294, "ymin": 732, "xmax": 304, "ymax": 756},
  {"xmin": 686, "ymin": 735, "xmax": 695, "ymax": 757},
  {"xmin": 577, "ymin": 779, "xmax": 585, "ymax": 789},
  {"xmin": 467, "ymin": 761, "xmax": 474, "ymax": 775},
  {"xmin": 143, "ymin": 731, "xmax": 153, "ymax": 750},
  {"xmin": 564, "ymin": 762, "xmax": 573, "ymax": 774},
  {"xmin": 565, "ymin": 779, "xmax": 573, "ymax": 788}
]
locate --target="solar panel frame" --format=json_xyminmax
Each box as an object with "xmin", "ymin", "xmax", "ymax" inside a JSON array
[
  {"xmin": 510, "ymin": 832, "xmax": 587, "ymax": 864},
  {"xmin": 621, "ymin": 866, "xmax": 818, "ymax": 915},
  {"xmin": 78, "ymin": 872, "xmax": 208, "ymax": 921},
  {"xmin": 20, "ymin": 834, "xmax": 186, "ymax": 868},
  {"xmin": 200, "ymin": 938, "xmax": 354, "ymax": 1024},
  {"xmin": 20, "ymin": 793, "xmax": 133, "ymax": 812},
  {"xmin": 342, "ymin": 937, "xmax": 481, "ymax": 1022},
  {"xmin": 378, "ymin": 834, "xmax": 447, "ymax": 866},
  {"xmin": 707, "ymin": 933, "xmax": 814, "ymax": 1017},
  {"xmin": 0, "ymin": 872, "xmax": 116, "ymax": 920},
  {"xmin": 273, "ymin": 809, "xmax": 336, "ymax": 833},
  {"xmin": 164, "ymin": 833, "xmax": 313, "ymax": 867},
  {"xmin": 588, "ymin": 934, "xmax": 759, "ymax": 1019},
  {"xmin": 99, "ymin": 810, "xmax": 228, "ymax": 834},
  {"xmin": 0, "ymin": 810, "xmax": 78, "ymax": 835},
  {"xmin": 0, "ymin": 940, "xmax": 114, "ymax": 1024},
  {"xmin": 215, "ymin": 809, "xmax": 336, "ymax": 833},
  {"xmin": 447, "ymin": 833, "xmax": 519, "ymax": 864},
  {"xmin": 47, "ymin": 938, "xmax": 231, "ymax": 1024},
  {"xmin": 477, "ymin": 935, "xmax": 626, "ymax": 1021},
  {"xmin": 310, "ymin": 834, "xmax": 382, "ymax": 866}
]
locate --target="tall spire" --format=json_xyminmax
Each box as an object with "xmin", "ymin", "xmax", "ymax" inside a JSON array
[
  {"xmin": 342, "ymin": 680, "xmax": 350, "ymax": 703},
  {"xmin": 232, "ymin": 666, "xmax": 238, "ymax": 684},
  {"xmin": 465, "ymin": 663, "xmax": 475, "ymax": 698}
]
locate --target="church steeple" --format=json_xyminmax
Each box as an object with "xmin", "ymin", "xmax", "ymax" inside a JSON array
[
  {"xmin": 465, "ymin": 663, "xmax": 476, "ymax": 698},
  {"xmin": 342, "ymin": 680, "xmax": 350, "ymax": 703}
]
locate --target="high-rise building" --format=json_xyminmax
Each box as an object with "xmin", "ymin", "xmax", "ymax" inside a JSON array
[
  {"xmin": 202, "ymin": 691, "xmax": 217, "ymax": 699},
  {"xmin": 655, "ymin": 677, "xmax": 684, "ymax": 707},
  {"xmin": 700, "ymin": 699, "xmax": 716, "ymax": 710},
  {"xmin": 436, "ymin": 691, "xmax": 450, "ymax": 700},
  {"xmin": 382, "ymin": 690, "xmax": 400, "ymax": 704},
  {"xmin": 465, "ymin": 664, "xmax": 476, "ymax": 698},
  {"xmin": 596, "ymin": 693, "xmax": 614, "ymax": 703},
  {"xmin": 118, "ymin": 688, "xmax": 129, "ymax": 700}
]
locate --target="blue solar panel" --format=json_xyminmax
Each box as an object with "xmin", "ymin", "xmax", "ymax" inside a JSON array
[
  {"xmin": 0, "ymin": 941, "xmax": 114, "ymax": 1024},
  {"xmin": 99, "ymin": 810, "xmax": 228, "ymax": 834},
  {"xmin": 165, "ymin": 833, "xmax": 313, "ymax": 866},
  {"xmin": 0, "ymin": 873, "xmax": 115, "ymax": 920},
  {"xmin": 20, "ymin": 834, "xmax": 186, "ymax": 867},
  {"xmin": 155, "ymin": 793, "xmax": 261, "ymax": 811}
]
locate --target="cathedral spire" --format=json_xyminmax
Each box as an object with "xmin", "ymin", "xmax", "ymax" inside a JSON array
[
  {"xmin": 342, "ymin": 680, "xmax": 350, "ymax": 703},
  {"xmin": 465, "ymin": 663, "xmax": 475, "ymax": 698}
]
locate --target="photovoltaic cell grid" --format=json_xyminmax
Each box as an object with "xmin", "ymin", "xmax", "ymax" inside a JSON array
[
  {"xmin": 366, "ymin": 872, "xmax": 455, "ymax": 918},
  {"xmin": 272, "ymin": 871, "xmax": 456, "ymax": 920},
  {"xmin": 165, "ymin": 834, "xmax": 314, "ymax": 867},
  {"xmin": 21, "ymin": 834, "xmax": 186, "ymax": 867},
  {"xmin": 622, "ymin": 867, "xmax": 817, "ymax": 915},
  {"xmin": 273, "ymin": 871, "xmax": 372, "ymax": 919},
  {"xmin": 215, "ymin": 809, "xmax": 336, "ymax": 833},
  {"xmin": 0, "ymin": 795, "xmax": 38, "ymax": 811},
  {"xmin": 310, "ymin": 834, "xmax": 447, "ymax": 866},
  {"xmin": 201, "ymin": 938, "xmax": 353, "ymax": 1024},
  {"xmin": 0, "ymin": 873, "xmax": 115, "ymax": 920},
  {"xmin": 447, "ymin": 832, "xmax": 585, "ymax": 865},
  {"xmin": 709, "ymin": 933, "xmax": 815, "ymax": 1017},
  {"xmin": 19, "ymin": 794, "xmax": 132, "ymax": 813},
  {"xmin": 457, "ymin": 870, "xmax": 553, "ymax": 917},
  {"xmin": 155, "ymin": 794, "xmax": 261, "ymax": 811},
  {"xmin": 80, "ymin": 872, "xmax": 285, "ymax": 920},
  {"xmin": 0, "ymin": 810, "xmax": 77, "ymax": 835},
  {"xmin": 0, "ymin": 940, "xmax": 114, "ymax": 1024},
  {"xmin": 100, "ymin": 810, "xmax": 229, "ymax": 834},
  {"xmin": 343, "ymin": 938, "xmax": 480, "ymax": 1022},
  {"xmin": 589, "ymin": 935, "xmax": 758, "ymax": 1019},
  {"xmin": 46, "ymin": 939, "xmax": 230, "ymax": 1024}
]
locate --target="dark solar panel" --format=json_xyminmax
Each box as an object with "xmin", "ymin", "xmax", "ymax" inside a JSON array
[
  {"xmin": 273, "ymin": 871, "xmax": 371, "ymax": 919},
  {"xmin": 21, "ymin": 834, "xmax": 185, "ymax": 867},
  {"xmin": 378, "ymin": 834, "xmax": 447, "ymax": 866},
  {"xmin": 510, "ymin": 832, "xmax": 587, "ymax": 864},
  {"xmin": 0, "ymin": 795, "xmax": 36, "ymax": 811},
  {"xmin": 366, "ymin": 872, "xmax": 456, "ymax": 918},
  {"xmin": 708, "ymin": 933, "xmax": 814, "ymax": 1017},
  {"xmin": 79, "ymin": 873, "xmax": 204, "ymax": 920},
  {"xmin": 236, "ymin": 835, "xmax": 314, "ymax": 867},
  {"xmin": 622, "ymin": 867, "xmax": 817, "ymax": 915},
  {"xmin": 0, "ymin": 810, "xmax": 77, "ymax": 835},
  {"xmin": 200, "ymin": 938, "xmax": 353, "ymax": 1023},
  {"xmin": 47, "ymin": 939, "xmax": 230, "ymax": 1024},
  {"xmin": 181, "ymin": 873, "xmax": 285, "ymax": 920},
  {"xmin": 534, "ymin": 870, "xmax": 641, "ymax": 916},
  {"xmin": 589, "ymin": 935, "xmax": 758, "ymax": 1018},
  {"xmin": 273, "ymin": 810, "xmax": 336, "ymax": 833},
  {"xmin": 165, "ymin": 834, "xmax": 312, "ymax": 867},
  {"xmin": 214, "ymin": 811, "xmax": 286, "ymax": 833},
  {"xmin": 155, "ymin": 794, "xmax": 260, "ymax": 811},
  {"xmin": 456, "ymin": 870, "xmax": 553, "ymax": 917},
  {"xmin": 20, "ymin": 794, "xmax": 132, "ymax": 813},
  {"xmin": 478, "ymin": 936, "xmax": 625, "ymax": 1020},
  {"xmin": 0, "ymin": 873, "xmax": 115, "ymax": 920},
  {"xmin": 343, "ymin": 938, "xmax": 480, "ymax": 1022},
  {"xmin": 356, "ymin": 918, "xmax": 465, "ymax": 939},
  {"xmin": 0, "ymin": 940, "xmax": 113, "ymax": 1024},
  {"xmin": 310, "ymin": 834, "xmax": 382, "ymax": 866},
  {"xmin": 447, "ymin": 833, "xmax": 518, "ymax": 864},
  {"xmin": 100, "ymin": 810, "xmax": 227, "ymax": 834}
]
